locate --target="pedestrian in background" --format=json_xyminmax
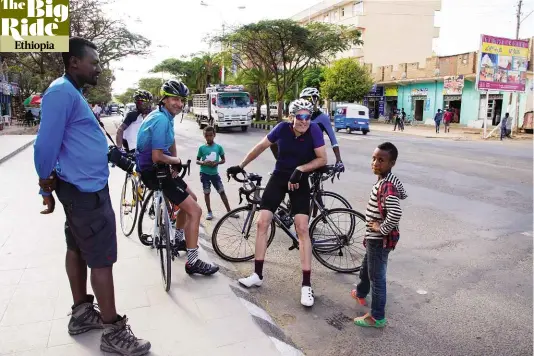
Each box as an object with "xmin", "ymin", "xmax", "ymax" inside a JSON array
[
  {"xmin": 33, "ymin": 37, "xmax": 151, "ymax": 355},
  {"xmin": 443, "ymin": 108, "xmax": 452, "ymax": 133},
  {"xmin": 434, "ymin": 109, "xmax": 443, "ymax": 133},
  {"xmin": 500, "ymin": 113, "xmax": 510, "ymax": 140}
]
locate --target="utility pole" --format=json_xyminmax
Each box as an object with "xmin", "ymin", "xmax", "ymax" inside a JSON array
[
  {"xmin": 516, "ymin": 0, "xmax": 522, "ymax": 40},
  {"xmin": 509, "ymin": 0, "xmax": 522, "ymax": 134}
]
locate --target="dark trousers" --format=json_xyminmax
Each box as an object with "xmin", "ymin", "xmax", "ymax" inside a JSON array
[
  {"xmin": 435, "ymin": 120, "xmax": 441, "ymax": 133},
  {"xmin": 356, "ymin": 239, "xmax": 391, "ymax": 320}
]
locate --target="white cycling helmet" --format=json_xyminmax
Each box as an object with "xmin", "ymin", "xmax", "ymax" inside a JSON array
[
  {"xmin": 299, "ymin": 87, "xmax": 320, "ymax": 99},
  {"xmin": 289, "ymin": 99, "xmax": 313, "ymax": 115}
]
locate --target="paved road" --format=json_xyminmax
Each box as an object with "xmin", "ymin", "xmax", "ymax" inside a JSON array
[{"xmin": 105, "ymin": 114, "xmax": 533, "ymax": 356}]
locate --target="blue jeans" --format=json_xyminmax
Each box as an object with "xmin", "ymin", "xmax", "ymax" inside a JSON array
[
  {"xmin": 356, "ymin": 239, "xmax": 391, "ymax": 320},
  {"xmin": 200, "ymin": 172, "xmax": 224, "ymax": 194}
]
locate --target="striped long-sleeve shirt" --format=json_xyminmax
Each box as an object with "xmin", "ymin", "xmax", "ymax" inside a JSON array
[{"xmin": 365, "ymin": 172, "xmax": 408, "ymax": 239}]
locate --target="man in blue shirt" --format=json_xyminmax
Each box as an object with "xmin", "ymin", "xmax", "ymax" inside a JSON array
[
  {"xmin": 136, "ymin": 79, "xmax": 219, "ymax": 276},
  {"xmin": 34, "ymin": 37, "xmax": 150, "ymax": 356},
  {"xmin": 227, "ymin": 99, "xmax": 327, "ymax": 307}
]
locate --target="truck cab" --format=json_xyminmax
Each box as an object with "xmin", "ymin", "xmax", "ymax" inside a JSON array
[{"xmin": 192, "ymin": 84, "xmax": 254, "ymax": 132}]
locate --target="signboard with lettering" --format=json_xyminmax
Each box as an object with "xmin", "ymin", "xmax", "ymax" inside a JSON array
[
  {"xmin": 443, "ymin": 75, "xmax": 465, "ymax": 95},
  {"xmin": 476, "ymin": 34, "xmax": 529, "ymax": 92},
  {"xmin": 411, "ymin": 88, "xmax": 428, "ymax": 96},
  {"xmin": 385, "ymin": 86, "xmax": 398, "ymax": 97}
]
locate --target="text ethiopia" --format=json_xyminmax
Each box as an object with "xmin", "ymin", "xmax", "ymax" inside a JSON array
[{"xmin": 15, "ymin": 40, "xmax": 54, "ymax": 51}]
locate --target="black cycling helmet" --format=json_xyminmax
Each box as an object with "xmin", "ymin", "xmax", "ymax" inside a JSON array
[
  {"xmin": 133, "ymin": 89, "xmax": 153, "ymax": 102},
  {"xmin": 160, "ymin": 79, "xmax": 189, "ymax": 98}
]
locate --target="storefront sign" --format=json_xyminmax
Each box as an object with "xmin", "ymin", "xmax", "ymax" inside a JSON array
[
  {"xmin": 385, "ymin": 86, "xmax": 398, "ymax": 97},
  {"xmin": 378, "ymin": 97, "xmax": 385, "ymax": 116},
  {"xmin": 368, "ymin": 84, "xmax": 384, "ymax": 97},
  {"xmin": 476, "ymin": 34, "xmax": 529, "ymax": 92},
  {"xmin": 443, "ymin": 75, "xmax": 464, "ymax": 95},
  {"xmin": 411, "ymin": 88, "xmax": 428, "ymax": 96}
]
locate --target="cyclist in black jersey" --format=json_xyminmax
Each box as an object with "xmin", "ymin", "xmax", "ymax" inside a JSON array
[{"xmin": 116, "ymin": 89, "xmax": 153, "ymax": 153}]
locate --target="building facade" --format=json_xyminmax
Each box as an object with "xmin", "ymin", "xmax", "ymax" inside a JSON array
[
  {"xmin": 364, "ymin": 40, "xmax": 533, "ymax": 127},
  {"xmin": 291, "ymin": 0, "xmax": 441, "ymax": 66}
]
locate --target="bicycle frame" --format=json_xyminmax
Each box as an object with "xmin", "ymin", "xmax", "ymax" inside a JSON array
[{"xmin": 238, "ymin": 175, "xmax": 350, "ymax": 252}]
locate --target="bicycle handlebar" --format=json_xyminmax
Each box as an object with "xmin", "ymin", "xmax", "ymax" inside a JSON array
[{"xmin": 153, "ymin": 159, "xmax": 191, "ymax": 180}]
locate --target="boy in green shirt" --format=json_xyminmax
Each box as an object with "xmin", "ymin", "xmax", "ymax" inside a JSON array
[{"xmin": 197, "ymin": 126, "xmax": 237, "ymax": 220}]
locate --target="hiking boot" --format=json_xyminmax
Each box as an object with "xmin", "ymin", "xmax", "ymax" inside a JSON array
[
  {"xmin": 185, "ymin": 259, "xmax": 219, "ymax": 276},
  {"xmin": 100, "ymin": 315, "xmax": 151, "ymax": 356},
  {"xmin": 68, "ymin": 295, "xmax": 104, "ymax": 335}
]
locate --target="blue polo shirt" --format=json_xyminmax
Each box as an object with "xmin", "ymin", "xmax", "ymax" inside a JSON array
[
  {"xmin": 34, "ymin": 75, "xmax": 109, "ymax": 195},
  {"xmin": 267, "ymin": 122, "xmax": 325, "ymax": 174},
  {"xmin": 136, "ymin": 107, "xmax": 175, "ymax": 171}
]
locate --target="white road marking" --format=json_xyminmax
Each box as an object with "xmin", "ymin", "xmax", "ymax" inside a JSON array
[
  {"xmin": 270, "ymin": 337, "xmax": 306, "ymax": 356},
  {"xmin": 239, "ymin": 298, "xmax": 276, "ymax": 325},
  {"xmin": 416, "ymin": 289, "xmax": 428, "ymax": 295},
  {"xmin": 521, "ymin": 231, "xmax": 533, "ymax": 237}
]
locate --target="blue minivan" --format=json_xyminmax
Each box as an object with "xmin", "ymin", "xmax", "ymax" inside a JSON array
[{"xmin": 334, "ymin": 104, "xmax": 370, "ymax": 135}]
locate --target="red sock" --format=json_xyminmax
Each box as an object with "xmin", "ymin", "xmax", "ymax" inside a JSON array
[
  {"xmin": 302, "ymin": 270, "xmax": 311, "ymax": 286},
  {"xmin": 255, "ymin": 260, "xmax": 264, "ymax": 279}
]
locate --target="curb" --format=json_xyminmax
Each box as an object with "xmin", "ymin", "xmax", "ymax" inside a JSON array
[
  {"xmin": 197, "ymin": 224, "xmax": 305, "ymax": 356},
  {"xmin": 251, "ymin": 123, "xmax": 275, "ymax": 131},
  {"xmin": 0, "ymin": 139, "xmax": 35, "ymax": 166}
]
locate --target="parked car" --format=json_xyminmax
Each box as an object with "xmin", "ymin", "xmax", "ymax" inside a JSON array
[{"xmin": 260, "ymin": 104, "xmax": 278, "ymax": 120}]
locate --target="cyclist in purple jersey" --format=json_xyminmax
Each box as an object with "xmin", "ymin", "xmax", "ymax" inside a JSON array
[
  {"xmin": 227, "ymin": 99, "xmax": 327, "ymax": 307},
  {"xmin": 270, "ymin": 87, "xmax": 344, "ymax": 172}
]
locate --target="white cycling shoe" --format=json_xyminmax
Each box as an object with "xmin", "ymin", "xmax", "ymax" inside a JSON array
[
  {"xmin": 301, "ymin": 286, "xmax": 314, "ymax": 307},
  {"xmin": 238, "ymin": 273, "xmax": 263, "ymax": 288}
]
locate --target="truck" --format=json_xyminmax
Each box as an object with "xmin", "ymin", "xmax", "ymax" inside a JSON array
[{"xmin": 192, "ymin": 84, "xmax": 254, "ymax": 132}]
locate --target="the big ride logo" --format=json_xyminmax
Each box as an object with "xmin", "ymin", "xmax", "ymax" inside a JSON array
[{"xmin": 0, "ymin": 0, "xmax": 69, "ymax": 52}]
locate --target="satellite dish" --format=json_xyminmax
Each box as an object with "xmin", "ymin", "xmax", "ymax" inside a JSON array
[
  {"xmin": 401, "ymin": 72, "xmax": 407, "ymax": 79},
  {"xmin": 434, "ymin": 68, "xmax": 440, "ymax": 76}
]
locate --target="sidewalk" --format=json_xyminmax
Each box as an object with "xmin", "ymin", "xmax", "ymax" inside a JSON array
[
  {"xmin": 0, "ymin": 147, "xmax": 283, "ymax": 356},
  {"xmin": 0, "ymin": 135, "xmax": 36, "ymax": 165}
]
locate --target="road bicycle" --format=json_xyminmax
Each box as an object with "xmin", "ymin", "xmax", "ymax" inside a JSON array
[
  {"xmin": 212, "ymin": 166, "xmax": 366, "ymax": 273},
  {"xmin": 119, "ymin": 152, "xmax": 146, "ymax": 237},
  {"xmin": 137, "ymin": 161, "xmax": 191, "ymax": 248},
  {"xmin": 147, "ymin": 161, "xmax": 191, "ymax": 291}
]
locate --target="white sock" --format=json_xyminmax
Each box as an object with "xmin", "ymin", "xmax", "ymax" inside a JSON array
[{"xmin": 174, "ymin": 228, "xmax": 185, "ymax": 242}]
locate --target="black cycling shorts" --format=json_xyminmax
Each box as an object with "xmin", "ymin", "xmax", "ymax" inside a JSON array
[
  {"xmin": 140, "ymin": 169, "xmax": 189, "ymax": 206},
  {"xmin": 259, "ymin": 171, "xmax": 310, "ymax": 216}
]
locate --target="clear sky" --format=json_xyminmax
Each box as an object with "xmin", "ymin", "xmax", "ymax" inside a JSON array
[{"xmin": 106, "ymin": 0, "xmax": 534, "ymax": 95}]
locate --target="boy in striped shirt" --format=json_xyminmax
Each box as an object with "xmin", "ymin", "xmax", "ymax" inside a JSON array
[{"xmin": 351, "ymin": 142, "xmax": 408, "ymax": 328}]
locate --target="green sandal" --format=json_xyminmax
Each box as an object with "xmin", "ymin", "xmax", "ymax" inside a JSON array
[{"xmin": 354, "ymin": 313, "xmax": 387, "ymax": 328}]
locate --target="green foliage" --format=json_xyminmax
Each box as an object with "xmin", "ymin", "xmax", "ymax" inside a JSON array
[
  {"xmin": 151, "ymin": 52, "xmax": 221, "ymax": 94},
  {"xmin": 217, "ymin": 19, "xmax": 362, "ymax": 120},
  {"xmin": 2, "ymin": 0, "xmax": 149, "ymax": 98},
  {"xmin": 115, "ymin": 88, "xmax": 136, "ymax": 105},
  {"xmin": 137, "ymin": 77, "xmax": 165, "ymax": 102},
  {"xmin": 322, "ymin": 58, "xmax": 374, "ymax": 103},
  {"xmin": 85, "ymin": 68, "xmax": 114, "ymax": 104}
]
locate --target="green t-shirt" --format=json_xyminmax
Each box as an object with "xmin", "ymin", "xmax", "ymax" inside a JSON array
[{"xmin": 197, "ymin": 143, "xmax": 225, "ymax": 175}]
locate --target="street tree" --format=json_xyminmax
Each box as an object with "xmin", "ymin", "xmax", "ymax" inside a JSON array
[
  {"xmin": 217, "ymin": 20, "xmax": 362, "ymax": 120},
  {"xmin": 151, "ymin": 52, "xmax": 221, "ymax": 94},
  {"xmin": 85, "ymin": 68, "xmax": 115, "ymax": 104},
  {"xmin": 2, "ymin": 0, "xmax": 150, "ymax": 96},
  {"xmin": 322, "ymin": 58, "xmax": 374, "ymax": 103},
  {"xmin": 115, "ymin": 88, "xmax": 136, "ymax": 105},
  {"xmin": 137, "ymin": 77, "xmax": 165, "ymax": 102}
]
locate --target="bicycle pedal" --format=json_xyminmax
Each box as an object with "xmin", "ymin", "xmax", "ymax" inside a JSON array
[{"xmin": 288, "ymin": 245, "xmax": 299, "ymax": 251}]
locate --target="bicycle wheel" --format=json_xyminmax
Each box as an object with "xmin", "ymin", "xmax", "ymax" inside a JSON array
[
  {"xmin": 311, "ymin": 208, "xmax": 367, "ymax": 273},
  {"xmin": 138, "ymin": 190, "xmax": 155, "ymax": 246},
  {"xmin": 119, "ymin": 174, "xmax": 139, "ymax": 237},
  {"xmin": 212, "ymin": 206, "xmax": 276, "ymax": 262},
  {"xmin": 156, "ymin": 195, "xmax": 172, "ymax": 291},
  {"xmin": 312, "ymin": 190, "xmax": 352, "ymax": 217}
]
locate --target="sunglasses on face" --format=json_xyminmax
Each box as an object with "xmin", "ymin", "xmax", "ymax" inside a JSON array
[{"xmin": 295, "ymin": 113, "xmax": 311, "ymax": 121}]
